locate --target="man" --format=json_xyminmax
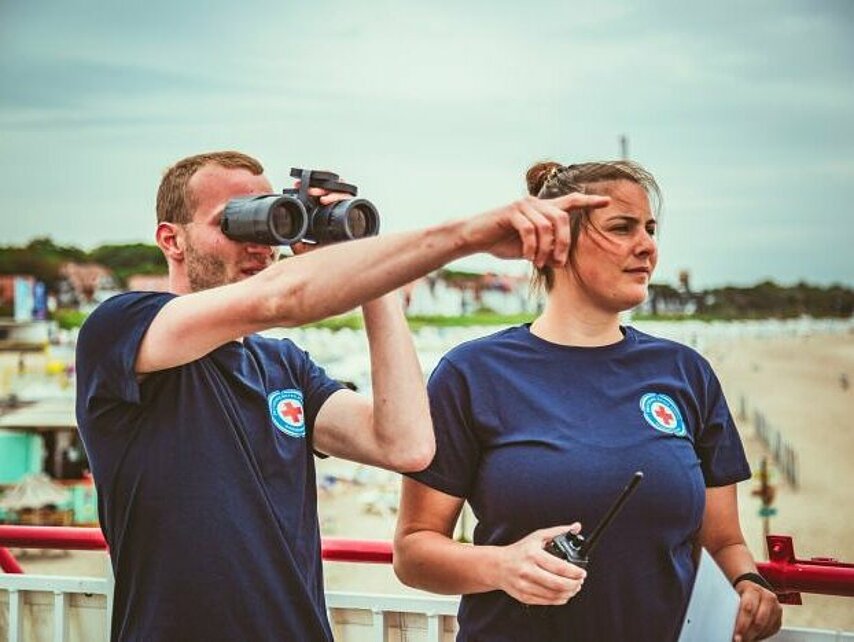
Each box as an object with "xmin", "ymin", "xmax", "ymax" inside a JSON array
[{"xmin": 75, "ymin": 151, "xmax": 610, "ymax": 642}]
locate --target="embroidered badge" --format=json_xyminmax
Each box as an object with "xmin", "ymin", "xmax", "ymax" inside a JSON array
[
  {"xmin": 639, "ymin": 392, "xmax": 687, "ymax": 437},
  {"xmin": 268, "ymin": 389, "xmax": 306, "ymax": 438}
]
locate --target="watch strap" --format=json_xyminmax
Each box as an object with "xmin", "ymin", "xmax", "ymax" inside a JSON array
[{"xmin": 733, "ymin": 571, "xmax": 774, "ymax": 592}]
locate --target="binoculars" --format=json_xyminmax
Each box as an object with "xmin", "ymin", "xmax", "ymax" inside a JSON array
[{"xmin": 221, "ymin": 168, "xmax": 380, "ymax": 246}]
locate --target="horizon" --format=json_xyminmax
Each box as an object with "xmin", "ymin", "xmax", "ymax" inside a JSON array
[{"xmin": 3, "ymin": 235, "xmax": 853, "ymax": 292}]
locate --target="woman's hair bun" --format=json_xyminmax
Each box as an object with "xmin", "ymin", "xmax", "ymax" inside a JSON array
[{"xmin": 525, "ymin": 161, "xmax": 562, "ymax": 196}]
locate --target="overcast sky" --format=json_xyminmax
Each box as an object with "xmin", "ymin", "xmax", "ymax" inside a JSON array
[{"xmin": 1, "ymin": 0, "xmax": 852, "ymax": 288}]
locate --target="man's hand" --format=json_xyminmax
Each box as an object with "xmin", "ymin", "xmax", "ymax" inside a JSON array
[
  {"xmin": 290, "ymin": 182, "xmax": 353, "ymax": 255},
  {"xmin": 493, "ymin": 524, "xmax": 587, "ymax": 605},
  {"xmin": 732, "ymin": 579, "xmax": 783, "ymax": 641},
  {"xmin": 460, "ymin": 193, "xmax": 611, "ymax": 269}
]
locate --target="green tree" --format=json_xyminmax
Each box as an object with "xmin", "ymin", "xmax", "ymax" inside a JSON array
[
  {"xmin": 90, "ymin": 243, "xmax": 166, "ymax": 285},
  {"xmin": 0, "ymin": 238, "xmax": 73, "ymax": 288}
]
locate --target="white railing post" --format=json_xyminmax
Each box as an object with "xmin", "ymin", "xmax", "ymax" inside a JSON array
[
  {"xmin": 425, "ymin": 613, "xmax": 441, "ymax": 642},
  {"xmin": 52, "ymin": 591, "xmax": 69, "ymax": 642},
  {"xmin": 8, "ymin": 588, "xmax": 23, "ymax": 642},
  {"xmin": 370, "ymin": 608, "xmax": 386, "ymax": 642}
]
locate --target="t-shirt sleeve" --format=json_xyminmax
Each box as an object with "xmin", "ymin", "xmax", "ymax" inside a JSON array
[
  {"xmin": 294, "ymin": 347, "xmax": 345, "ymax": 434},
  {"xmin": 406, "ymin": 357, "xmax": 481, "ymax": 498},
  {"xmin": 76, "ymin": 292, "xmax": 175, "ymax": 407},
  {"xmin": 695, "ymin": 366, "xmax": 751, "ymax": 487}
]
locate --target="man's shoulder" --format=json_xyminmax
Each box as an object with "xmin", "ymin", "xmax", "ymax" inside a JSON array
[
  {"xmin": 245, "ymin": 333, "xmax": 303, "ymax": 360},
  {"xmin": 83, "ymin": 291, "xmax": 176, "ymax": 328},
  {"xmin": 77, "ymin": 291, "xmax": 176, "ymax": 358}
]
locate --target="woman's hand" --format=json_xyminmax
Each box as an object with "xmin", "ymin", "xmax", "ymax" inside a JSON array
[
  {"xmin": 494, "ymin": 524, "xmax": 587, "ymax": 605},
  {"xmin": 732, "ymin": 579, "xmax": 783, "ymax": 641}
]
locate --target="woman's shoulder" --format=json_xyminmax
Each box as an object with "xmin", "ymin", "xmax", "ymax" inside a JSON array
[
  {"xmin": 626, "ymin": 326, "xmax": 712, "ymax": 368},
  {"xmin": 441, "ymin": 325, "xmax": 531, "ymax": 366}
]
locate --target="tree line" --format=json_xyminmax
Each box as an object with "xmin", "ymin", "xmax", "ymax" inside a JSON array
[
  {"xmin": 0, "ymin": 238, "xmax": 851, "ymax": 319},
  {"xmin": 0, "ymin": 237, "xmax": 166, "ymax": 289},
  {"xmin": 646, "ymin": 281, "xmax": 853, "ymax": 319}
]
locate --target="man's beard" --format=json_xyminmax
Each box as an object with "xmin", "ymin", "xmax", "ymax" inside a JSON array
[{"xmin": 185, "ymin": 243, "xmax": 232, "ymax": 292}]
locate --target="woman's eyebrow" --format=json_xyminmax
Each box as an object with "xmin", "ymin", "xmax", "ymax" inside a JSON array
[{"xmin": 604, "ymin": 214, "xmax": 655, "ymax": 224}]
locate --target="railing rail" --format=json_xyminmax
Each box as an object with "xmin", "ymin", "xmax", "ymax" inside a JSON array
[
  {"xmin": 762, "ymin": 535, "xmax": 854, "ymax": 605},
  {"xmin": 0, "ymin": 526, "xmax": 394, "ymax": 569},
  {"xmin": 1, "ymin": 527, "xmax": 853, "ymax": 642},
  {"xmin": 2, "ymin": 527, "xmax": 853, "ymax": 601}
]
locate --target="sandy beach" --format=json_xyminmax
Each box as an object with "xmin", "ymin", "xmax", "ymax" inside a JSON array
[
  {"xmin": 705, "ymin": 332, "xmax": 854, "ymax": 630},
  {"xmin": 4, "ymin": 327, "xmax": 853, "ymax": 632}
]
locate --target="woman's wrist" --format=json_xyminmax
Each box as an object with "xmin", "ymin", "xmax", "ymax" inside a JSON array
[
  {"xmin": 477, "ymin": 545, "xmax": 505, "ymax": 592},
  {"xmin": 733, "ymin": 571, "xmax": 774, "ymax": 592}
]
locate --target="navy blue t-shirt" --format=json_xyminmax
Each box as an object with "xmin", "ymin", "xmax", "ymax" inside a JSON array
[
  {"xmin": 410, "ymin": 325, "xmax": 750, "ymax": 642},
  {"xmin": 75, "ymin": 292, "xmax": 344, "ymax": 642}
]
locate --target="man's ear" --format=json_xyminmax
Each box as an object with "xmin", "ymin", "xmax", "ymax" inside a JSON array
[{"xmin": 156, "ymin": 222, "xmax": 185, "ymax": 261}]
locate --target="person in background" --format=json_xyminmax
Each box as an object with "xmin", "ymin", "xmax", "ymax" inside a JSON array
[
  {"xmin": 75, "ymin": 150, "xmax": 610, "ymax": 642},
  {"xmin": 394, "ymin": 160, "xmax": 783, "ymax": 642}
]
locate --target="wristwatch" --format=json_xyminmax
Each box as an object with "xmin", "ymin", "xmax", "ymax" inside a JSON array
[{"xmin": 733, "ymin": 571, "xmax": 774, "ymax": 592}]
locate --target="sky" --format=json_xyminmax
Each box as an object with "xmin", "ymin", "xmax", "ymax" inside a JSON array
[{"xmin": 1, "ymin": 0, "xmax": 852, "ymax": 289}]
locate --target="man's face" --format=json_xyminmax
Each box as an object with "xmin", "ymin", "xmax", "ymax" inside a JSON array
[{"xmin": 182, "ymin": 164, "xmax": 277, "ymax": 292}]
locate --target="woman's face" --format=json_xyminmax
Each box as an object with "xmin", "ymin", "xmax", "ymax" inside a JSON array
[{"xmin": 566, "ymin": 179, "xmax": 657, "ymax": 313}]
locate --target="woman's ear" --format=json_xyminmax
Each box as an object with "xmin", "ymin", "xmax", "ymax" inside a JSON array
[{"xmin": 156, "ymin": 222, "xmax": 185, "ymax": 261}]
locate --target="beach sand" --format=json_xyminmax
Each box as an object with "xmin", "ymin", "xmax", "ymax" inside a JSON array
[
  {"xmin": 707, "ymin": 332, "xmax": 854, "ymax": 631},
  {"xmin": 5, "ymin": 330, "xmax": 853, "ymax": 632}
]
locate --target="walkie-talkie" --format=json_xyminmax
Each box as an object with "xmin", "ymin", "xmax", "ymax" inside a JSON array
[{"xmin": 545, "ymin": 471, "xmax": 644, "ymax": 569}]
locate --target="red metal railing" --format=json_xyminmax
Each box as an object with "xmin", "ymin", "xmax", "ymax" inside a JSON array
[
  {"xmin": 0, "ymin": 525, "xmax": 392, "ymax": 573},
  {"xmin": 1, "ymin": 527, "xmax": 852, "ymax": 602},
  {"xmin": 760, "ymin": 535, "xmax": 854, "ymax": 604},
  {"xmin": 0, "ymin": 545, "xmax": 23, "ymax": 574}
]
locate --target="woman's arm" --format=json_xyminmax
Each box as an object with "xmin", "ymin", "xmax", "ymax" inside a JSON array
[
  {"xmin": 698, "ymin": 484, "xmax": 782, "ymax": 642},
  {"xmin": 393, "ymin": 477, "xmax": 586, "ymax": 605}
]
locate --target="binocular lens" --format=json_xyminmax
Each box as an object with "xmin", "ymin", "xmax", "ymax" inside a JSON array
[
  {"xmin": 221, "ymin": 195, "xmax": 308, "ymax": 246},
  {"xmin": 347, "ymin": 206, "xmax": 370, "ymax": 238},
  {"xmin": 270, "ymin": 200, "xmax": 304, "ymax": 240}
]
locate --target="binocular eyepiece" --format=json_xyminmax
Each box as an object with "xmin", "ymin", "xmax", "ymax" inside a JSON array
[{"xmin": 221, "ymin": 168, "xmax": 380, "ymax": 246}]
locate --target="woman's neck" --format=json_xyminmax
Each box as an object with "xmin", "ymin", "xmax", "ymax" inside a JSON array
[{"xmin": 530, "ymin": 284, "xmax": 623, "ymax": 347}]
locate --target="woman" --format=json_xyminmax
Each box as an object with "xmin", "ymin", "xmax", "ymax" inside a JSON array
[{"xmin": 393, "ymin": 160, "xmax": 782, "ymax": 642}]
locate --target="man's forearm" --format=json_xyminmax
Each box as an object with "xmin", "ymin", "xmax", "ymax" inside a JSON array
[
  {"xmin": 259, "ymin": 220, "xmax": 469, "ymax": 328},
  {"xmin": 137, "ymin": 192, "xmax": 605, "ymax": 373},
  {"xmin": 361, "ymin": 295, "xmax": 434, "ymax": 471}
]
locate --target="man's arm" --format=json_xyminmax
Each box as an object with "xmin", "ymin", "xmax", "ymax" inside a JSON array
[
  {"xmin": 311, "ymin": 294, "xmax": 433, "ymax": 472},
  {"xmin": 136, "ymin": 192, "xmax": 610, "ymax": 374}
]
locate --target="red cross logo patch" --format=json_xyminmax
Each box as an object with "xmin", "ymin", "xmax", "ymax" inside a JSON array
[
  {"xmin": 268, "ymin": 389, "xmax": 306, "ymax": 438},
  {"xmin": 639, "ymin": 392, "xmax": 686, "ymax": 437}
]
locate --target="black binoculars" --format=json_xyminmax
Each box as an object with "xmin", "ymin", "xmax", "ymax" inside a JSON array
[{"xmin": 221, "ymin": 168, "xmax": 380, "ymax": 246}]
